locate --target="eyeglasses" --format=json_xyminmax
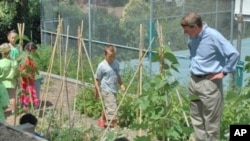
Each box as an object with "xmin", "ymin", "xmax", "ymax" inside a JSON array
[{"xmin": 181, "ymin": 24, "xmax": 195, "ymax": 28}]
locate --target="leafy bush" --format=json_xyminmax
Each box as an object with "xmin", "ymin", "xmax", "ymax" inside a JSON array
[
  {"xmin": 36, "ymin": 109, "xmax": 100, "ymax": 141},
  {"xmin": 33, "ymin": 44, "xmax": 52, "ymax": 71},
  {"xmin": 75, "ymin": 87, "xmax": 102, "ymax": 119},
  {"xmin": 50, "ymin": 126, "xmax": 99, "ymax": 141},
  {"xmin": 117, "ymin": 93, "xmax": 137, "ymax": 127},
  {"xmin": 109, "ymin": 0, "xmax": 129, "ymax": 7},
  {"xmin": 129, "ymin": 45, "xmax": 194, "ymax": 141}
]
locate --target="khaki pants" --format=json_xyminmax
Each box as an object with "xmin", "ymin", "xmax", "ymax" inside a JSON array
[
  {"xmin": 102, "ymin": 91, "xmax": 117, "ymax": 120},
  {"xmin": 189, "ymin": 75, "xmax": 223, "ymax": 141}
]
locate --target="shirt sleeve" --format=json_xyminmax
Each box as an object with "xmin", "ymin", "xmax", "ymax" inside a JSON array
[
  {"xmin": 95, "ymin": 64, "xmax": 102, "ymax": 80},
  {"xmin": 215, "ymin": 35, "xmax": 240, "ymax": 73}
]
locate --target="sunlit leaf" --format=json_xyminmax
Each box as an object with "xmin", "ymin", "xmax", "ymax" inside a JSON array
[
  {"xmin": 164, "ymin": 52, "xmax": 179, "ymax": 64},
  {"xmin": 156, "ymin": 80, "xmax": 168, "ymax": 90},
  {"xmin": 171, "ymin": 64, "xmax": 179, "ymax": 72}
]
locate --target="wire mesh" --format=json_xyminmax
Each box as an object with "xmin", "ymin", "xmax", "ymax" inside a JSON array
[{"xmin": 40, "ymin": 0, "xmax": 250, "ymax": 85}]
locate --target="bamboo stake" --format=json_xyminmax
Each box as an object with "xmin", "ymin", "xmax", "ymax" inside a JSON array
[
  {"xmin": 75, "ymin": 27, "xmax": 81, "ymax": 108},
  {"xmin": 62, "ymin": 25, "xmax": 73, "ymax": 141},
  {"xmin": 58, "ymin": 18, "xmax": 64, "ymax": 127},
  {"xmin": 156, "ymin": 20, "xmax": 190, "ymax": 129},
  {"xmin": 39, "ymin": 32, "xmax": 53, "ymax": 110},
  {"xmin": 45, "ymin": 18, "xmax": 75, "ymax": 137},
  {"xmin": 156, "ymin": 21, "xmax": 164, "ymax": 74},
  {"xmin": 40, "ymin": 17, "xmax": 62, "ymax": 132},
  {"xmin": 79, "ymin": 21, "xmax": 88, "ymax": 127},
  {"xmin": 156, "ymin": 20, "xmax": 167, "ymax": 141},
  {"xmin": 39, "ymin": 32, "xmax": 52, "ymax": 108},
  {"xmin": 73, "ymin": 26, "xmax": 81, "ymax": 125},
  {"xmin": 14, "ymin": 23, "xmax": 25, "ymax": 126},
  {"xmin": 77, "ymin": 21, "xmax": 93, "ymax": 126},
  {"xmin": 80, "ymin": 38, "xmax": 107, "ymax": 123},
  {"xmin": 80, "ymin": 36, "xmax": 113, "ymax": 135},
  {"xmin": 175, "ymin": 89, "xmax": 190, "ymax": 127},
  {"xmin": 17, "ymin": 23, "xmax": 25, "ymax": 51},
  {"xmin": 138, "ymin": 24, "xmax": 144, "ymax": 136},
  {"xmin": 39, "ymin": 32, "xmax": 53, "ymax": 115},
  {"xmin": 78, "ymin": 21, "xmax": 87, "ymax": 129},
  {"xmin": 71, "ymin": 21, "xmax": 89, "ymax": 129}
]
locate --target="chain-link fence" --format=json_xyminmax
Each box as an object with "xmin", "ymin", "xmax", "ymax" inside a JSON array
[{"xmin": 40, "ymin": 0, "xmax": 250, "ymax": 85}]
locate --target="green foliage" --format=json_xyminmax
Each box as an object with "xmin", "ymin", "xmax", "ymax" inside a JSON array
[
  {"xmin": 118, "ymin": 0, "xmax": 237, "ymax": 51},
  {"xmin": 0, "ymin": 2, "xmax": 17, "ymax": 43},
  {"xmin": 120, "ymin": 62, "xmax": 151, "ymax": 94},
  {"xmin": 42, "ymin": 0, "xmax": 88, "ymax": 37},
  {"xmin": 119, "ymin": 0, "xmax": 149, "ymax": 48},
  {"xmin": 117, "ymin": 93, "xmax": 137, "ymax": 127},
  {"xmin": 134, "ymin": 136, "xmax": 151, "ymax": 141},
  {"xmin": 129, "ymin": 45, "xmax": 193, "ymax": 140},
  {"xmin": 221, "ymin": 89, "xmax": 250, "ymax": 140},
  {"xmin": 0, "ymin": 1, "xmax": 41, "ymax": 44},
  {"xmin": 34, "ymin": 44, "xmax": 102, "ymax": 84},
  {"xmin": 244, "ymin": 56, "xmax": 250, "ymax": 86},
  {"xmin": 75, "ymin": 87, "xmax": 102, "ymax": 119},
  {"xmin": 36, "ymin": 109, "xmax": 100, "ymax": 141},
  {"xmin": 109, "ymin": 0, "xmax": 129, "ymax": 7},
  {"xmin": 152, "ymin": 45, "xmax": 179, "ymax": 72},
  {"xmin": 33, "ymin": 44, "xmax": 53, "ymax": 71},
  {"xmin": 50, "ymin": 126, "xmax": 99, "ymax": 141},
  {"xmin": 58, "ymin": 2, "xmax": 87, "ymax": 35},
  {"xmin": 73, "ymin": 44, "xmax": 193, "ymax": 140},
  {"xmin": 245, "ymin": 56, "xmax": 250, "ymax": 73}
]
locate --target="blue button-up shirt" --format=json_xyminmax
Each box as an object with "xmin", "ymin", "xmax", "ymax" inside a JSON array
[{"xmin": 188, "ymin": 24, "xmax": 239, "ymax": 75}]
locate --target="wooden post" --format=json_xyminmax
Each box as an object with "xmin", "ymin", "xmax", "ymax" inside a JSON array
[
  {"xmin": 17, "ymin": 23, "xmax": 25, "ymax": 51},
  {"xmin": 138, "ymin": 24, "xmax": 144, "ymax": 136},
  {"xmin": 41, "ymin": 17, "xmax": 63, "ymax": 135}
]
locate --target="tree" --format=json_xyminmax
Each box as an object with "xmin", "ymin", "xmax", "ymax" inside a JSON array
[
  {"xmin": 0, "ymin": 0, "xmax": 41, "ymax": 44},
  {"xmin": 119, "ymin": 0, "xmax": 149, "ymax": 48},
  {"xmin": 0, "ymin": 1, "xmax": 17, "ymax": 43},
  {"xmin": 119, "ymin": 0, "xmax": 234, "ymax": 51}
]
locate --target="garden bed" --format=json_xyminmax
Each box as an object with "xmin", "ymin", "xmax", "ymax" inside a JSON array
[{"xmin": 5, "ymin": 72, "xmax": 137, "ymax": 140}]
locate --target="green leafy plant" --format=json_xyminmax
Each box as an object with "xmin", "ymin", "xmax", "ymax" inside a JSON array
[
  {"xmin": 32, "ymin": 44, "xmax": 52, "ymax": 71},
  {"xmin": 75, "ymin": 87, "xmax": 102, "ymax": 119},
  {"xmin": 50, "ymin": 126, "xmax": 99, "ymax": 141},
  {"xmin": 221, "ymin": 88, "xmax": 250, "ymax": 140},
  {"xmin": 245, "ymin": 56, "xmax": 250, "ymax": 73},
  {"xmin": 117, "ymin": 93, "xmax": 137, "ymax": 127},
  {"xmin": 131, "ymin": 45, "xmax": 193, "ymax": 141}
]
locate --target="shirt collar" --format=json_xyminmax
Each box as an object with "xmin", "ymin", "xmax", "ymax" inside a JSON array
[
  {"xmin": 190, "ymin": 23, "xmax": 207, "ymax": 40},
  {"xmin": 197, "ymin": 23, "xmax": 207, "ymax": 38}
]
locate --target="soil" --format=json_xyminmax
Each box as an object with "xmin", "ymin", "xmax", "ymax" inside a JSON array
[{"xmin": 4, "ymin": 72, "xmax": 138, "ymax": 141}]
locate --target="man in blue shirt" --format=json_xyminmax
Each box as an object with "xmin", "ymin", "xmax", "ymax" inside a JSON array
[{"xmin": 180, "ymin": 12, "xmax": 239, "ymax": 141}]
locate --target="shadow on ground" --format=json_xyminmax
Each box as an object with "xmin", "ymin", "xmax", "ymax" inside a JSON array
[
  {"xmin": 114, "ymin": 137, "xmax": 130, "ymax": 141},
  {"xmin": 40, "ymin": 100, "xmax": 53, "ymax": 107}
]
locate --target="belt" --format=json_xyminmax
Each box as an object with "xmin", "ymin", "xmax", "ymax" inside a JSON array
[{"xmin": 192, "ymin": 74, "xmax": 207, "ymax": 78}]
